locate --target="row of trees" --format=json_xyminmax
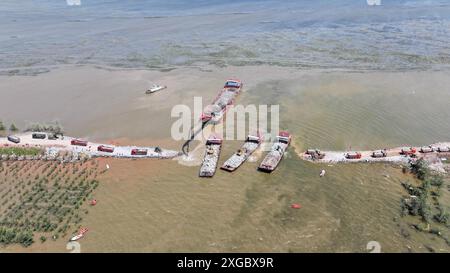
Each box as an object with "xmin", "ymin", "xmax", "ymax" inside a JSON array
[
  {"xmin": 0, "ymin": 227, "xmax": 34, "ymax": 247},
  {"xmin": 401, "ymin": 158, "xmax": 449, "ymax": 238},
  {"xmin": 0, "ymin": 120, "xmax": 18, "ymax": 132}
]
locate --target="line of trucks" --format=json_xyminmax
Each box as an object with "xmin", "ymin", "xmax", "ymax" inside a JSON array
[
  {"xmin": 304, "ymin": 145, "xmax": 450, "ymax": 160},
  {"xmin": 4, "ymin": 133, "xmax": 164, "ymax": 157}
]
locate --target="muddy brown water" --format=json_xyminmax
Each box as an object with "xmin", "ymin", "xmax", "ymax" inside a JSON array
[{"xmin": 1, "ymin": 66, "xmax": 450, "ymax": 252}]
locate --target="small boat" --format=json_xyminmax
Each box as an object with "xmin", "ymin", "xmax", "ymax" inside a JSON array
[
  {"xmin": 199, "ymin": 135, "xmax": 223, "ymax": 177},
  {"xmin": 221, "ymin": 133, "xmax": 262, "ymax": 172},
  {"xmin": 90, "ymin": 199, "xmax": 97, "ymax": 206},
  {"xmin": 291, "ymin": 203, "xmax": 301, "ymax": 209},
  {"xmin": 146, "ymin": 84, "xmax": 166, "ymax": 94},
  {"xmin": 320, "ymin": 170, "xmax": 326, "ymax": 177},
  {"xmin": 258, "ymin": 131, "xmax": 291, "ymax": 173},
  {"xmin": 69, "ymin": 227, "xmax": 88, "ymax": 241}
]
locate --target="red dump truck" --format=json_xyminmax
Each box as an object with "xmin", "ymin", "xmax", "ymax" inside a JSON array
[
  {"xmin": 71, "ymin": 139, "xmax": 88, "ymax": 146},
  {"xmin": 345, "ymin": 152, "xmax": 362, "ymax": 159},
  {"xmin": 400, "ymin": 147, "xmax": 416, "ymax": 155},
  {"xmin": 131, "ymin": 148, "xmax": 147, "ymax": 156},
  {"xmin": 97, "ymin": 145, "xmax": 114, "ymax": 153}
]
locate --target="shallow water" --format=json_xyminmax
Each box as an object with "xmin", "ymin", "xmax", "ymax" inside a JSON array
[{"xmin": 3, "ymin": 67, "xmax": 449, "ymax": 252}]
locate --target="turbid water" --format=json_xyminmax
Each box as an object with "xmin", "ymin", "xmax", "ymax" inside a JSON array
[
  {"xmin": 1, "ymin": 66, "xmax": 449, "ymax": 253},
  {"xmin": 1, "ymin": 0, "xmax": 450, "ymax": 74},
  {"xmin": 1, "ymin": 0, "xmax": 450, "ymax": 252}
]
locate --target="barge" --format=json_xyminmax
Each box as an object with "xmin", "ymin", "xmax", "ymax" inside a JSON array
[
  {"xmin": 199, "ymin": 135, "xmax": 223, "ymax": 177},
  {"xmin": 221, "ymin": 133, "xmax": 262, "ymax": 172},
  {"xmin": 258, "ymin": 131, "xmax": 291, "ymax": 173},
  {"xmin": 201, "ymin": 79, "xmax": 242, "ymax": 124}
]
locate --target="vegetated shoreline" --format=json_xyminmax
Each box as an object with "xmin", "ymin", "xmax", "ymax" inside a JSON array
[
  {"xmin": 400, "ymin": 158, "xmax": 450, "ymax": 250},
  {"xmin": 299, "ymin": 143, "xmax": 450, "ymax": 174},
  {"xmin": 0, "ymin": 157, "xmax": 101, "ymax": 247}
]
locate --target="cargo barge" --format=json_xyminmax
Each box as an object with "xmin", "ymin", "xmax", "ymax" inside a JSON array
[
  {"xmin": 201, "ymin": 79, "xmax": 242, "ymax": 124},
  {"xmin": 258, "ymin": 131, "xmax": 291, "ymax": 173},
  {"xmin": 199, "ymin": 135, "xmax": 223, "ymax": 177},
  {"xmin": 221, "ymin": 133, "xmax": 262, "ymax": 172}
]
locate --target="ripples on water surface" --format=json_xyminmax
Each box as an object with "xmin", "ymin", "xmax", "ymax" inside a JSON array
[{"xmin": 1, "ymin": 0, "xmax": 450, "ymax": 73}]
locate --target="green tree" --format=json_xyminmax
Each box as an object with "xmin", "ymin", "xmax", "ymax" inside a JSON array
[
  {"xmin": 434, "ymin": 206, "xmax": 449, "ymax": 224},
  {"xmin": 9, "ymin": 123, "xmax": 18, "ymax": 132},
  {"xmin": 0, "ymin": 120, "xmax": 5, "ymax": 131},
  {"xmin": 410, "ymin": 158, "xmax": 429, "ymax": 180},
  {"xmin": 429, "ymin": 175, "xmax": 444, "ymax": 188}
]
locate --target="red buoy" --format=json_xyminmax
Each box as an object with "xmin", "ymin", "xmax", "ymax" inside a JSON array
[{"xmin": 291, "ymin": 203, "xmax": 301, "ymax": 209}]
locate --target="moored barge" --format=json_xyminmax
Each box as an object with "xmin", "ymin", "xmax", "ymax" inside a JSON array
[
  {"xmin": 258, "ymin": 131, "xmax": 291, "ymax": 173},
  {"xmin": 201, "ymin": 79, "xmax": 242, "ymax": 124},
  {"xmin": 199, "ymin": 135, "xmax": 223, "ymax": 177},
  {"xmin": 221, "ymin": 133, "xmax": 262, "ymax": 172}
]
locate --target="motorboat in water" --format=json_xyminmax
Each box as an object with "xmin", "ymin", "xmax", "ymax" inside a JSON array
[{"xmin": 146, "ymin": 84, "xmax": 167, "ymax": 94}]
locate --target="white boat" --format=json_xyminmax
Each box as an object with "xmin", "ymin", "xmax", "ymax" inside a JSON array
[
  {"xmin": 69, "ymin": 227, "xmax": 88, "ymax": 241},
  {"xmin": 69, "ymin": 234, "xmax": 83, "ymax": 241},
  {"xmin": 146, "ymin": 84, "xmax": 166, "ymax": 94}
]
